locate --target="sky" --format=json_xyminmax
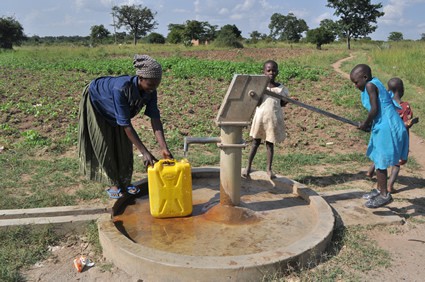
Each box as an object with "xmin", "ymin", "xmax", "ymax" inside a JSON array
[{"xmin": 2, "ymin": 0, "xmax": 425, "ymax": 41}]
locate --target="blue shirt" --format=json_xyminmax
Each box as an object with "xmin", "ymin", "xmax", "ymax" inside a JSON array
[{"xmin": 89, "ymin": 75, "xmax": 160, "ymax": 127}]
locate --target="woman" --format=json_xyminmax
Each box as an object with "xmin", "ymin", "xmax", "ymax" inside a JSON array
[{"xmin": 78, "ymin": 54, "xmax": 173, "ymax": 199}]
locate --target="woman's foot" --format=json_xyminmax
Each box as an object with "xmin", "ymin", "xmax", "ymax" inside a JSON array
[
  {"xmin": 126, "ymin": 185, "xmax": 140, "ymax": 195},
  {"xmin": 105, "ymin": 186, "xmax": 122, "ymax": 199}
]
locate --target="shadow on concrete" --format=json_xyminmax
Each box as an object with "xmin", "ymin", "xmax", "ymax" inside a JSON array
[
  {"xmin": 321, "ymin": 190, "xmax": 364, "ymax": 204},
  {"xmin": 296, "ymin": 171, "xmax": 369, "ymax": 187},
  {"xmin": 297, "ymin": 170, "xmax": 425, "ymax": 193}
]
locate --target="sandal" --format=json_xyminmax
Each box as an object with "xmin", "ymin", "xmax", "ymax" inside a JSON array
[
  {"xmin": 106, "ymin": 187, "xmax": 122, "ymax": 199},
  {"xmin": 126, "ymin": 185, "xmax": 140, "ymax": 195}
]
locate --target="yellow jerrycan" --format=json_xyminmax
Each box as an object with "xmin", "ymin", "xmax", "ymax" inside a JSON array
[{"xmin": 147, "ymin": 159, "xmax": 193, "ymax": 218}]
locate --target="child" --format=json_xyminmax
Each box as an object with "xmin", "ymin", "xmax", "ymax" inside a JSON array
[
  {"xmin": 78, "ymin": 54, "xmax": 173, "ymax": 199},
  {"xmin": 350, "ymin": 64, "xmax": 409, "ymax": 208},
  {"xmin": 242, "ymin": 60, "xmax": 289, "ymax": 180},
  {"xmin": 365, "ymin": 77, "xmax": 418, "ymax": 193}
]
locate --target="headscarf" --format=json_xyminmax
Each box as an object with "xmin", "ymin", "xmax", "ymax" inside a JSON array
[{"xmin": 133, "ymin": 54, "xmax": 162, "ymax": 79}]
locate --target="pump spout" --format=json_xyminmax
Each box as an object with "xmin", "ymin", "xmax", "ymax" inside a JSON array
[{"xmin": 183, "ymin": 137, "xmax": 221, "ymax": 157}]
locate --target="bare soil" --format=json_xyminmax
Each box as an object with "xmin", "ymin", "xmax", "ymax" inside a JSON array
[{"xmin": 21, "ymin": 51, "xmax": 425, "ymax": 281}]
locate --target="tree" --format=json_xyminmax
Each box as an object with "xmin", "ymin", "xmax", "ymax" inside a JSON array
[
  {"xmin": 167, "ymin": 21, "xmax": 217, "ymax": 45},
  {"xmin": 200, "ymin": 22, "xmax": 217, "ymax": 43},
  {"xmin": 146, "ymin": 32, "xmax": 165, "ymax": 44},
  {"xmin": 319, "ymin": 19, "xmax": 341, "ymax": 39},
  {"xmin": 327, "ymin": 0, "xmax": 384, "ymax": 49},
  {"xmin": 112, "ymin": 4, "xmax": 157, "ymax": 45},
  {"xmin": 249, "ymin": 30, "xmax": 267, "ymax": 43},
  {"xmin": 0, "ymin": 16, "xmax": 26, "ymax": 49},
  {"xmin": 268, "ymin": 13, "xmax": 308, "ymax": 42},
  {"xmin": 214, "ymin": 24, "xmax": 243, "ymax": 48},
  {"xmin": 183, "ymin": 20, "xmax": 204, "ymax": 42},
  {"xmin": 182, "ymin": 20, "xmax": 217, "ymax": 44},
  {"xmin": 388, "ymin": 31, "xmax": 403, "ymax": 41},
  {"xmin": 90, "ymin": 24, "xmax": 110, "ymax": 44},
  {"xmin": 167, "ymin": 24, "xmax": 185, "ymax": 44},
  {"xmin": 306, "ymin": 27, "xmax": 335, "ymax": 49},
  {"xmin": 421, "ymin": 33, "xmax": 425, "ymax": 41}
]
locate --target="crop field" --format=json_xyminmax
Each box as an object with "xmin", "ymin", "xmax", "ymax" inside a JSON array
[
  {"xmin": 1, "ymin": 41, "xmax": 425, "ymax": 281},
  {"xmin": 0, "ymin": 43, "xmax": 366, "ymax": 207}
]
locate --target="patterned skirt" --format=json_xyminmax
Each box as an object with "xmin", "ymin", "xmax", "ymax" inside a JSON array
[{"xmin": 77, "ymin": 85, "xmax": 133, "ymax": 188}]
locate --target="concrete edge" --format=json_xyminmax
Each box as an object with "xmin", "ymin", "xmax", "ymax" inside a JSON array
[{"xmin": 0, "ymin": 205, "xmax": 109, "ymax": 219}]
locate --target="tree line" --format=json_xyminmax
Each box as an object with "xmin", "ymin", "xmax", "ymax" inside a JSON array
[{"xmin": 2, "ymin": 0, "xmax": 425, "ymax": 50}]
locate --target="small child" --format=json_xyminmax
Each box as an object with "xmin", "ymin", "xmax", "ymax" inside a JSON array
[
  {"xmin": 242, "ymin": 60, "xmax": 289, "ymax": 180},
  {"xmin": 365, "ymin": 77, "xmax": 418, "ymax": 193},
  {"xmin": 350, "ymin": 64, "xmax": 409, "ymax": 208}
]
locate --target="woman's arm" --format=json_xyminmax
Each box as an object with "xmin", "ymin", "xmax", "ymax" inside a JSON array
[
  {"xmin": 123, "ymin": 125, "xmax": 157, "ymax": 166},
  {"xmin": 151, "ymin": 118, "xmax": 173, "ymax": 159}
]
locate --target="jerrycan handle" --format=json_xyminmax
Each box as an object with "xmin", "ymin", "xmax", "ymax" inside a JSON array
[{"xmin": 158, "ymin": 159, "xmax": 176, "ymax": 167}]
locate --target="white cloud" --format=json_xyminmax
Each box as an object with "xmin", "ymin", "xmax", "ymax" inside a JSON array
[
  {"xmin": 234, "ymin": 0, "xmax": 255, "ymax": 11},
  {"xmin": 230, "ymin": 14, "xmax": 244, "ymax": 20},
  {"xmin": 314, "ymin": 12, "xmax": 332, "ymax": 25},
  {"xmin": 380, "ymin": 0, "xmax": 425, "ymax": 26},
  {"xmin": 75, "ymin": 0, "xmax": 112, "ymax": 12},
  {"xmin": 218, "ymin": 8, "xmax": 229, "ymax": 15},
  {"xmin": 194, "ymin": 0, "xmax": 201, "ymax": 13},
  {"xmin": 173, "ymin": 8, "xmax": 190, "ymax": 14},
  {"xmin": 382, "ymin": 1, "xmax": 406, "ymax": 23},
  {"xmin": 288, "ymin": 8, "xmax": 309, "ymax": 19}
]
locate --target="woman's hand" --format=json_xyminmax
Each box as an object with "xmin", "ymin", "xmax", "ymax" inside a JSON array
[
  {"xmin": 142, "ymin": 152, "xmax": 158, "ymax": 168},
  {"xmin": 162, "ymin": 149, "xmax": 173, "ymax": 160}
]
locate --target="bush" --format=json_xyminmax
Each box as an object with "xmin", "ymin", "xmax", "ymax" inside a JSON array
[{"xmin": 146, "ymin": 32, "xmax": 165, "ymax": 44}]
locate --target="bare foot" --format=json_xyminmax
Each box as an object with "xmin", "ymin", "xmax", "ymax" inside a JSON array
[
  {"xmin": 242, "ymin": 168, "xmax": 251, "ymax": 179},
  {"xmin": 267, "ymin": 171, "xmax": 276, "ymax": 179},
  {"xmin": 366, "ymin": 172, "xmax": 375, "ymax": 179},
  {"xmin": 388, "ymin": 187, "xmax": 397, "ymax": 194}
]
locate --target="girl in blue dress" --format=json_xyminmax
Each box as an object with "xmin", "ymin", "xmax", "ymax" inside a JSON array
[{"xmin": 350, "ymin": 64, "xmax": 409, "ymax": 208}]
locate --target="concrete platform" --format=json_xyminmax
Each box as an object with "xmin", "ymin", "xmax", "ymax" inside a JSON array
[{"xmin": 98, "ymin": 168, "xmax": 335, "ymax": 281}]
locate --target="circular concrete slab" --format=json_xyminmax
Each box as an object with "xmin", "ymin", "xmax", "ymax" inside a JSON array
[{"xmin": 98, "ymin": 168, "xmax": 334, "ymax": 281}]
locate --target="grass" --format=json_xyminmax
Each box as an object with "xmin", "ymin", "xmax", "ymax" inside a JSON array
[
  {"xmin": 340, "ymin": 43, "xmax": 425, "ymax": 139},
  {"xmin": 0, "ymin": 226, "xmax": 59, "ymax": 282},
  {"xmin": 0, "ymin": 41, "xmax": 424, "ymax": 280},
  {"xmin": 0, "ymin": 149, "xmax": 105, "ymax": 209},
  {"xmin": 265, "ymin": 225, "xmax": 391, "ymax": 281}
]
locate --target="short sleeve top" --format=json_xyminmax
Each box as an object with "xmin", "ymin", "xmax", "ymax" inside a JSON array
[{"xmin": 89, "ymin": 75, "xmax": 160, "ymax": 127}]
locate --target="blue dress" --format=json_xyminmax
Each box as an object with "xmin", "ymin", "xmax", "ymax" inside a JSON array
[{"xmin": 361, "ymin": 77, "xmax": 409, "ymax": 169}]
